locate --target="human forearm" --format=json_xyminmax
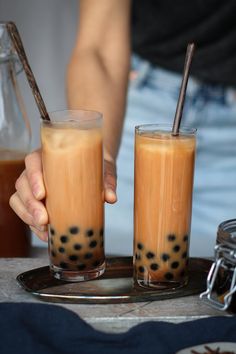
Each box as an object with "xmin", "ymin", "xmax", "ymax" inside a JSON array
[
  {"xmin": 66, "ymin": 47, "xmax": 130, "ymax": 162},
  {"xmin": 66, "ymin": 0, "xmax": 131, "ymax": 203}
]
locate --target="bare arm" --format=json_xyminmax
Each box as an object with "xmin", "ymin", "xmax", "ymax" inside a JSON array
[{"xmin": 67, "ymin": 0, "xmax": 131, "ymax": 201}]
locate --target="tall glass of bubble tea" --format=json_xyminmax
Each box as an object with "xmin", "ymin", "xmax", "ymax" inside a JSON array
[
  {"xmin": 41, "ymin": 110, "xmax": 105, "ymax": 282},
  {"xmin": 134, "ymin": 124, "xmax": 196, "ymax": 289}
]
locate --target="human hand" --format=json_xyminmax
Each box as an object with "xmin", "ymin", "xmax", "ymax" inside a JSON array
[
  {"xmin": 9, "ymin": 150, "xmax": 48, "ymax": 241},
  {"xmin": 103, "ymin": 158, "xmax": 117, "ymax": 204},
  {"xmin": 9, "ymin": 150, "xmax": 117, "ymax": 241}
]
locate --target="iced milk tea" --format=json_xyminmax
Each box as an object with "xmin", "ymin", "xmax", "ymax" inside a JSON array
[
  {"xmin": 134, "ymin": 125, "xmax": 196, "ymax": 288},
  {"xmin": 41, "ymin": 110, "xmax": 105, "ymax": 281}
]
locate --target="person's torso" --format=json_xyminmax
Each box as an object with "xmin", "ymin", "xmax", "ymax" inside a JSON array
[{"xmin": 131, "ymin": 0, "xmax": 236, "ymax": 87}]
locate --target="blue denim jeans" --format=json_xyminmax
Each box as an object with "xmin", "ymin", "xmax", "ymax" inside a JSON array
[{"xmin": 105, "ymin": 55, "xmax": 236, "ymax": 257}]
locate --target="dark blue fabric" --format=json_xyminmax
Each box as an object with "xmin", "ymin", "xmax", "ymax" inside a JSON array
[{"xmin": 0, "ymin": 303, "xmax": 236, "ymax": 354}]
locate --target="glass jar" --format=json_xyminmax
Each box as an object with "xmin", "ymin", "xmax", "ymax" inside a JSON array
[
  {"xmin": 0, "ymin": 22, "xmax": 31, "ymax": 256},
  {"xmin": 200, "ymin": 219, "xmax": 236, "ymax": 312}
]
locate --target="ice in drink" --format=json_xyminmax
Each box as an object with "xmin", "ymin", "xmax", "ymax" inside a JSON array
[
  {"xmin": 134, "ymin": 125, "xmax": 196, "ymax": 288},
  {"xmin": 41, "ymin": 111, "xmax": 105, "ymax": 281}
]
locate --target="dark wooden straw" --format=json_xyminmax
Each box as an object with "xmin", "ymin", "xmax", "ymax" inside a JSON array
[
  {"xmin": 6, "ymin": 22, "xmax": 50, "ymax": 121},
  {"xmin": 172, "ymin": 43, "xmax": 195, "ymax": 136}
]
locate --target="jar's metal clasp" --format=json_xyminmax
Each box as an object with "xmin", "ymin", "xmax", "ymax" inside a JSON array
[{"xmin": 200, "ymin": 244, "xmax": 236, "ymax": 311}]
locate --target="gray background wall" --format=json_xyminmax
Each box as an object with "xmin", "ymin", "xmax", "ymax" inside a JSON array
[{"xmin": 0, "ymin": 0, "xmax": 78, "ymax": 149}]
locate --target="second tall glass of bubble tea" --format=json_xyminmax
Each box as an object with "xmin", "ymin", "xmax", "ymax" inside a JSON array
[
  {"xmin": 134, "ymin": 124, "xmax": 196, "ymax": 289},
  {"xmin": 41, "ymin": 110, "xmax": 105, "ymax": 281}
]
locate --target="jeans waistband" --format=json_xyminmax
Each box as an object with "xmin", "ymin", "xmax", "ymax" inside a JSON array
[{"xmin": 131, "ymin": 54, "xmax": 236, "ymax": 105}]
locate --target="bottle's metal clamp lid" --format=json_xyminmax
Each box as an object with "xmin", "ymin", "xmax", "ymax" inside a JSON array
[{"xmin": 200, "ymin": 219, "xmax": 236, "ymax": 311}]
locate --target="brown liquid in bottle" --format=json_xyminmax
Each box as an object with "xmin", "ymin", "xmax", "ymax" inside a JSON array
[{"xmin": 0, "ymin": 150, "xmax": 31, "ymax": 257}]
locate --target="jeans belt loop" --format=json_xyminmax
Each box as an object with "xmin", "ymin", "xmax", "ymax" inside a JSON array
[{"xmin": 131, "ymin": 61, "xmax": 151, "ymax": 88}]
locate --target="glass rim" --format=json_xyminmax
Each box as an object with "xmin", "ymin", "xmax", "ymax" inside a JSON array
[
  {"xmin": 0, "ymin": 22, "xmax": 18, "ymax": 61},
  {"xmin": 135, "ymin": 124, "xmax": 197, "ymax": 135},
  {"xmin": 217, "ymin": 218, "xmax": 236, "ymax": 248},
  {"xmin": 218, "ymin": 219, "xmax": 236, "ymax": 232},
  {"xmin": 40, "ymin": 109, "xmax": 103, "ymax": 125}
]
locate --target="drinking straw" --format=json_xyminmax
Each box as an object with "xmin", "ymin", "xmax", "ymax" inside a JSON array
[
  {"xmin": 172, "ymin": 43, "xmax": 195, "ymax": 136},
  {"xmin": 6, "ymin": 22, "xmax": 50, "ymax": 121}
]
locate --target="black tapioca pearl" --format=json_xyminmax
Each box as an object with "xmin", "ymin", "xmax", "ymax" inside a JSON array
[
  {"xmin": 100, "ymin": 241, "xmax": 104, "ymax": 248},
  {"xmin": 60, "ymin": 262, "xmax": 68, "ymax": 269},
  {"xmin": 50, "ymin": 238, "xmax": 54, "ymax": 245},
  {"xmin": 50, "ymin": 227, "xmax": 55, "ymax": 236},
  {"xmin": 69, "ymin": 226, "xmax": 79, "ymax": 234},
  {"xmin": 165, "ymin": 272, "xmax": 174, "ymax": 280},
  {"xmin": 180, "ymin": 270, "xmax": 186, "ymax": 277},
  {"xmin": 86, "ymin": 229, "xmax": 94, "ymax": 237},
  {"xmin": 69, "ymin": 254, "xmax": 78, "ymax": 261},
  {"xmin": 51, "ymin": 250, "xmax": 56, "ymax": 257},
  {"xmin": 77, "ymin": 264, "xmax": 86, "ymax": 271},
  {"xmin": 60, "ymin": 235, "xmax": 69, "ymax": 243},
  {"xmin": 150, "ymin": 263, "xmax": 159, "ymax": 271},
  {"xmin": 173, "ymin": 245, "xmax": 180, "ymax": 253},
  {"xmin": 162, "ymin": 253, "xmax": 170, "ymax": 262},
  {"xmin": 182, "ymin": 251, "xmax": 187, "ymax": 259},
  {"xmin": 74, "ymin": 243, "xmax": 82, "ymax": 251},
  {"xmin": 135, "ymin": 253, "xmax": 141, "ymax": 261},
  {"xmin": 183, "ymin": 234, "xmax": 188, "ymax": 242},
  {"xmin": 146, "ymin": 251, "xmax": 155, "ymax": 259},
  {"xmin": 138, "ymin": 266, "xmax": 145, "ymax": 273},
  {"xmin": 167, "ymin": 234, "xmax": 176, "ymax": 242},
  {"xmin": 84, "ymin": 252, "xmax": 93, "ymax": 259},
  {"xmin": 100, "ymin": 228, "xmax": 104, "ymax": 237},
  {"xmin": 89, "ymin": 240, "xmax": 97, "ymax": 248},
  {"xmin": 58, "ymin": 247, "xmax": 65, "ymax": 253},
  {"xmin": 93, "ymin": 260, "xmax": 101, "ymax": 267},
  {"xmin": 137, "ymin": 243, "xmax": 143, "ymax": 250},
  {"xmin": 171, "ymin": 261, "xmax": 179, "ymax": 269}
]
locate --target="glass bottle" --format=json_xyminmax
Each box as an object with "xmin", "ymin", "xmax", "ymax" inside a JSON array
[
  {"xmin": 200, "ymin": 219, "xmax": 236, "ymax": 312},
  {"xmin": 0, "ymin": 22, "xmax": 31, "ymax": 256}
]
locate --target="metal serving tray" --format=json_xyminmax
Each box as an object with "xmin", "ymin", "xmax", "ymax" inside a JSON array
[{"xmin": 17, "ymin": 257, "xmax": 211, "ymax": 304}]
